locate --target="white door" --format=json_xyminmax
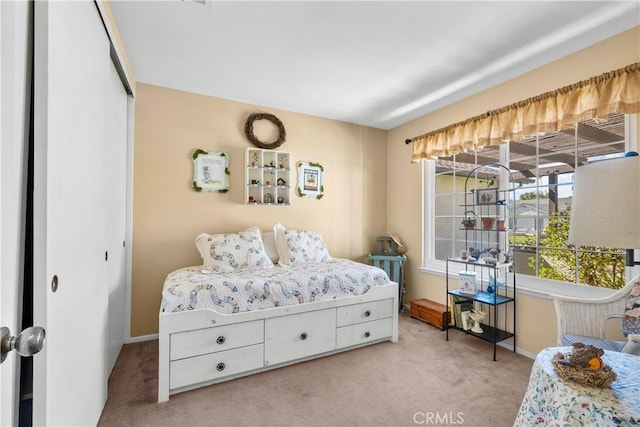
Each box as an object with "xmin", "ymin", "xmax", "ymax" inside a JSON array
[
  {"xmin": 32, "ymin": 2, "xmax": 128, "ymax": 425},
  {"xmin": 103, "ymin": 51, "xmax": 128, "ymax": 376},
  {"xmin": 0, "ymin": 1, "xmax": 33, "ymax": 425}
]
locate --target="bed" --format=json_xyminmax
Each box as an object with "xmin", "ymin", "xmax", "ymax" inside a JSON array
[{"xmin": 158, "ymin": 224, "xmax": 399, "ymax": 402}]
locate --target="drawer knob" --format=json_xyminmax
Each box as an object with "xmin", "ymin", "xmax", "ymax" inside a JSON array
[
  {"xmin": 364, "ymin": 331, "xmax": 371, "ymax": 338},
  {"xmin": 364, "ymin": 310, "xmax": 371, "ymax": 317},
  {"xmin": 216, "ymin": 362, "xmax": 225, "ymax": 372},
  {"xmin": 300, "ymin": 332, "xmax": 308, "ymax": 340},
  {"xmin": 216, "ymin": 336, "xmax": 226, "ymax": 345}
]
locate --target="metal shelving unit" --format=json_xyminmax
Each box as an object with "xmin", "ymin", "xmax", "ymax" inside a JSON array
[{"xmin": 445, "ymin": 163, "xmax": 517, "ymax": 361}]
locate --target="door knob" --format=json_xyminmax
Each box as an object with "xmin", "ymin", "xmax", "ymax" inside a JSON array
[{"xmin": 0, "ymin": 326, "xmax": 46, "ymax": 363}]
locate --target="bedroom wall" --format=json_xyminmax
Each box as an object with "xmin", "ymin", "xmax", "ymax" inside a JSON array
[
  {"xmin": 386, "ymin": 26, "xmax": 640, "ymax": 356},
  {"xmin": 131, "ymin": 83, "xmax": 388, "ymax": 337}
]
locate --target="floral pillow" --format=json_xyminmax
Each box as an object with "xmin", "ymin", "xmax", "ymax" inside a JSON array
[
  {"xmin": 261, "ymin": 231, "xmax": 279, "ymax": 263},
  {"xmin": 273, "ymin": 223, "xmax": 332, "ymax": 267},
  {"xmin": 622, "ymin": 280, "xmax": 640, "ymax": 336},
  {"xmin": 195, "ymin": 226, "xmax": 274, "ymax": 273}
]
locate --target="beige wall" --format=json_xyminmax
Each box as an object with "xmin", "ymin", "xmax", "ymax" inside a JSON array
[
  {"xmin": 387, "ymin": 26, "xmax": 640, "ymax": 355},
  {"xmin": 131, "ymin": 84, "xmax": 388, "ymax": 336}
]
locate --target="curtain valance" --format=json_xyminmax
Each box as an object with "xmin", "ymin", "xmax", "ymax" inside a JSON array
[{"xmin": 409, "ymin": 62, "xmax": 640, "ymax": 163}]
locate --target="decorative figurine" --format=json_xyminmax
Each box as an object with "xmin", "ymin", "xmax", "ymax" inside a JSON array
[{"xmin": 468, "ymin": 310, "xmax": 486, "ymax": 334}]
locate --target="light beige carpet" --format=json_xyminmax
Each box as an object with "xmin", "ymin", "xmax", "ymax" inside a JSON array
[{"xmin": 98, "ymin": 314, "xmax": 533, "ymax": 427}]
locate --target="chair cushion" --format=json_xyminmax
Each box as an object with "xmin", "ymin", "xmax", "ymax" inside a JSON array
[
  {"xmin": 561, "ymin": 334, "xmax": 626, "ymax": 352},
  {"xmin": 622, "ymin": 280, "xmax": 640, "ymax": 336},
  {"xmin": 621, "ymin": 338, "xmax": 640, "ymax": 355}
]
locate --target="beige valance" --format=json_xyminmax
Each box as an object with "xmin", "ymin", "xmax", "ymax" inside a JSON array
[{"xmin": 409, "ymin": 62, "xmax": 640, "ymax": 163}]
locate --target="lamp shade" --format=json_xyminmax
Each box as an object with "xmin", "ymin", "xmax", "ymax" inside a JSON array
[{"xmin": 568, "ymin": 155, "xmax": 640, "ymax": 249}]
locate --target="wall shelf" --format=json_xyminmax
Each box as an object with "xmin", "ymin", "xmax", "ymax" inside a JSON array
[{"xmin": 245, "ymin": 148, "xmax": 291, "ymax": 205}]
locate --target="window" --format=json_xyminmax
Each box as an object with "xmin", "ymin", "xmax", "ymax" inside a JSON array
[{"xmin": 423, "ymin": 112, "xmax": 636, "ymax": 291}]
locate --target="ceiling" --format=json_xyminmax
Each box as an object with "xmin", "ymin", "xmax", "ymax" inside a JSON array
[{"xmin": 109, "ymin": 1, "xmax": 639, "ymax": 130}]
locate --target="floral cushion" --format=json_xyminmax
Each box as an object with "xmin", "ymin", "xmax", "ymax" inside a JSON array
[
  {"xmin": 195, "ymin": 226, "xmax": 274, "ymax": 273},
  {"xmin": 621, "ymin": 280, "xmax": 640, "ymax": 336},
  {"xmin": 274, "ymin": 223, "xmax": 332, "ymax": 266}
]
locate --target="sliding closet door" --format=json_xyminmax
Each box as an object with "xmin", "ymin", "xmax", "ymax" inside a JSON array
[
  {"xmin": 104, "ymin": 58, "xmax": 127, "ymax": 376},
  {"xmin": 33, "ymin": 1, "xmax": 127, "ymax": 425}
]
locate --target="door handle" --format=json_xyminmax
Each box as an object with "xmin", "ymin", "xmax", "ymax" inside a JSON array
[{"xmin": 0, "ymin": 326, "xmax": 46, "ymax": 363}]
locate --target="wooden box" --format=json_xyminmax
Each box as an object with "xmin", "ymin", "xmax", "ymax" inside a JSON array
[{"xmin": 410, "ymin": 299, "xmax": 450, "ymax": 331}]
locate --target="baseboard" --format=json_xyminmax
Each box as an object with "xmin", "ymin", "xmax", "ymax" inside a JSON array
[
  {"xmin": 126, "ymin": 333, "xmax": 158, "ymax": 344},
  {"xmin": 497, "ymin": 340, "xmax": 536, "ymax": 360}
]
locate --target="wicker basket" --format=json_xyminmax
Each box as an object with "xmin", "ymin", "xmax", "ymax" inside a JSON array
[
  {"xmin": 552, "ymin": 352, "xmax": 617, "ymax": 388},
  {"xmin": 461, "ymin": 211, "xmax": 477, "ymax": 230}
]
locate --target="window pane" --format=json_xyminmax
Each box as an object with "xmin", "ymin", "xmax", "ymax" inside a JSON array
[{"xmin": 430, "ymin": 112, "xmax": 629, "ymax": 289}]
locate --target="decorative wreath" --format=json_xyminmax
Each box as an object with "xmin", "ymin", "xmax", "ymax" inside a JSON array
[{"xmin": 244, "ymin": 113, "xmax": 286, "ymax": 149}]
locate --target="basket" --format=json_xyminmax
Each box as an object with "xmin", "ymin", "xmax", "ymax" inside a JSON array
[
  {"xmin": 461, "ymin": 211, "xmax": 477, "ymax": 230},
  {"xmin": 552, "ymin": 351, "xmax": 617, "ymax": 388}
]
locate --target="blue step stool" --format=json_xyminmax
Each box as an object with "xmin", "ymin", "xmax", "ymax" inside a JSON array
[{"xmin": 368, "ymin": 237, "xmax": 406, "ymax": 312}]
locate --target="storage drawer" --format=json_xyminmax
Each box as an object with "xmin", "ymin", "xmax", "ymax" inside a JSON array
[
  {"xmin": 336, "ymin": 318, "xmax": 393, "ymax": 349},
  {"xmin": 170, "ymin": 320, "xmax": 263, "ymax": 361},
  {"xmin": 336, "ymin": 299, "xmax": 393, "ymax": 327},
  {"xmin": 170, "ymin": 343, "xmax": 263, "ymax": 390},
  {"xmin": 264, "ymin": 309, "xmax": 336, "ymax": 366}
]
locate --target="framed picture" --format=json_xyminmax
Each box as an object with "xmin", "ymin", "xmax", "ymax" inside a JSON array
[
  {"xmin": 296, "ymin": 161, "xmax": 324, "ymax": 199},
  {"xmin": 476, "ymin": 188, "xmax": 498, "ymax": 205},
  {"xmin": 458, "ymin": 270, "xmax": 478, "ymax": 294},
  {"xmin": 192, "ymin": 149, "xmax": 230, "ymax": 193}
]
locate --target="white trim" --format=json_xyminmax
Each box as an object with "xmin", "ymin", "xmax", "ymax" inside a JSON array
[
  {"xmin": 497, "ymin": 341, "xmax": 536, "ymax": 360},
  {"xmin": 421, "ymin": 159, "xmax": 435, "ymax": 267},
  {"xmin": 126, "ymin": 333, "xmax": 158, "ymax": 344},
  {"xmin": 124, "ymin": 96, "xmax": 135, "ymax": 344},
  {"xmin": 419, "ymin": 263, "xmax": 617, "ymax": 301},
  {"xmin": 627, "ymin": 114, "xmax": 638, "ymax": 152}
]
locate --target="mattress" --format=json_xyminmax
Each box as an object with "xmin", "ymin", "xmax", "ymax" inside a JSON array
[{"xmin": 161, "ymin": 258, "xmax": 392, "ymax": 314}]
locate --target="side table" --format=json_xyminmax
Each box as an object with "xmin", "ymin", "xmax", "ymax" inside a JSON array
[{"xmin": 514, "ymin": 346, "xmax": 640, "ymax": 425}]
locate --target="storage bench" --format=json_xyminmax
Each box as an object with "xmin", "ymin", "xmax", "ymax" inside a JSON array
[{"xmin": 410, "ymin": 299, "xmax": 449, "ymax": 330}]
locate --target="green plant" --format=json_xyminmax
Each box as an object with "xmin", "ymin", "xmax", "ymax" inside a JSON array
[{"xmin": 527, "ymin": 204, "xmax": 625, "ymax": 289}]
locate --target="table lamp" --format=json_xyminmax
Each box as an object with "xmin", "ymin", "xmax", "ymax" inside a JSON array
[{"xmin": 568, "ymin": 152, "xmax": 640, "ymax": 266}]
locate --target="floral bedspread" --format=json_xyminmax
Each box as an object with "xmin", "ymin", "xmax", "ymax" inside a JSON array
[
  {"xmin": 161, "ymin": 258, "xmax": 391, "ymax": 314},
  {"xmin": 514, "ymin": 346, "xmax": 640, "ymax": 426}
]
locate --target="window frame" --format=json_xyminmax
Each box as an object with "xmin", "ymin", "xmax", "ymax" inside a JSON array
[{"xmin": 420, "ymin": 114, "xmax": 639, "ymax": 299}]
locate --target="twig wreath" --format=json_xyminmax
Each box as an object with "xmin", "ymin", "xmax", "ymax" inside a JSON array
[{"xmin": 244, "ymin": 113, "xmax": 286, "ymax": 149}]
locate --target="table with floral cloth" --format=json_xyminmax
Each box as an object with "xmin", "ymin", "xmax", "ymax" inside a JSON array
[{"xmin": 514, "ymin": 346, "xmax": 640, "ymax": 426}]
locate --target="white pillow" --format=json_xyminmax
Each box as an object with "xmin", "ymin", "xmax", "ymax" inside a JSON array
[
  {"xmin": 261, "ymin": 231, "xmax": 279, "ymax": 263},
  {"xmin": 273, "ymin": 223, "xmax": 332, "ymax": 266},
  {"xmin": 195, "ymin": 226, "xmax": 274, "ymax": 273}
]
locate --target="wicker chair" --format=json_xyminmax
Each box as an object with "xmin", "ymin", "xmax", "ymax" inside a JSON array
[{"xmin": 552, "ymin": 276, "xmax": 640, "ymax": 355}]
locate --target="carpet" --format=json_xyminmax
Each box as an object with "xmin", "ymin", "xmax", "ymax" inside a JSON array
[{"xmin": 98, "ymin": 314, "xmax": 533, "ymax": 427}]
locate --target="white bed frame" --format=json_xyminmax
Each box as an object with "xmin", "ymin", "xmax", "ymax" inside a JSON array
[{"xmin": 158, "ymin": 282, "xmax": 398, "ymax": 402}]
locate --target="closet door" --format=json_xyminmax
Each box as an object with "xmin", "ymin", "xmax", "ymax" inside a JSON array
[
  {"xmin": 104, "ymin": 61, "xmax": 127, "ymax": 376},
  {"xmin": 0, "ymin": 1, "xmax": 31, "ymax": 425},
  {"xmin": 32, "ymin": 2, "xmax": 127, "ymax": 425}
]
